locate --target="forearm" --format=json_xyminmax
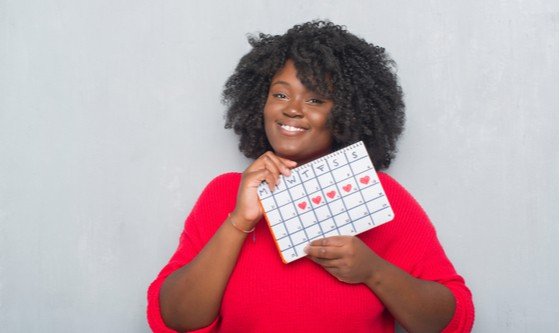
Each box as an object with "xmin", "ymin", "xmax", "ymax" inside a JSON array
[
  {"xmin": 159, "ymin": 218, "xmax": 247, "ymax": 331},
  {"xmin": 366, "ymin": 259, "xmax": 455, "ymax": 333}
]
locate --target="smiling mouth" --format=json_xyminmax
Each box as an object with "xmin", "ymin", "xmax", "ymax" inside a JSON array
[{"xmin": 278, "ymin": 122, "xmax": 306, "ymax": 132}]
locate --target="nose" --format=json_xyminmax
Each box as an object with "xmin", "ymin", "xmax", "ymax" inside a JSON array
[{"xmin": 283, "ymin": 98, "xmax": 304, "ymax": 118}]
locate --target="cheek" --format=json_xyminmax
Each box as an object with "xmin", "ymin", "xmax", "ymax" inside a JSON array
[
  {"xmin": 309, "ymin": 112, "xmax": 332, "ymax": 133},
  {"xmin": 263, "ymin": 99, "xmax": 278, "ymax": 122},
  {"xmin": 263, "ymin": 104, "xmax": 276, "ymax": 141},
  {"xmin": 310, "ymin": 102, "xmax": 333, "ymax": 129},
  {"xmin": 310, "ymin": 118, "xmax": 333, "ymax": 149},
  {"xmin": 262, "ymin": 104, "xmax": 273, "ymax": 127}
]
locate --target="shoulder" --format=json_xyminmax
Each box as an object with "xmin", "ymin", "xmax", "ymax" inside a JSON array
[
  {"xmin": 378, "ymin": 172, "xmax": 425, "ymax": 212},
  {"xmin": 189, "ymin": 172, "xmax": 242, "ymax": 215},
  {"xmin": 185, "ymin": 172, "xmax": 242, "ymax": 238},
  {"xmin": 200, "ymin": 172, "xmax": 242, "ymax": 195},
  {"xmin": 205, "ymin": 172, "xmax": 242, "ymax": 188},
  {"xmin": 378, "ymin": 171, "xmax": 409, "ymax": 195},
  {"xmin": 208, "ymin": 172, "xmax": 242, "ymax": 185},
  {"xmin": 375, "ymin": 171, "xmax": 435, "ymax": 237}
]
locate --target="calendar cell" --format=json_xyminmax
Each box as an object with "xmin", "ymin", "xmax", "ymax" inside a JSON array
[
  {"xmin": 277, "ymin": 236, "xmax": 293, "ymax": 251},
  {"xmin": 271, "ymin": 222, "xmax": 288, "ymax": 238},
  {"xmin": 289, "ymin": 184, "xmax": 307, "ymax": 201},
  {"xmin": 284, "ymin": 216, "xmax": 303, "ymax": 234},
  {"xmin": 331, "ymin": 164, "xmax": 352, "ymax": 182}
]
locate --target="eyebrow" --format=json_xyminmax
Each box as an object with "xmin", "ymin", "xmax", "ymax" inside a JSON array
[
  {"xmin": 270, "ymin": 80, "xmax": 332, "ymax": 99},
  {"xmin": 270, "ymin": 80, "xmax": 290, "ymax": 87}
]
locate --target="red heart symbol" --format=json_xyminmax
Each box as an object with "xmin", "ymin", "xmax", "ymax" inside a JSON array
[
  {"xmin": 326, "ymin": 191, "xmax": 336, "ymax": 199},
  {"xmin": 298, "ymin": 202, "xmax": 307, "ymax": 210},
  {"xmin": 343, "ymin": 184, "xmax": 352, "ymax": 192},
  {"xmin": 312, "ymin": 196, "xmax": 322, "ymax": 204},
  {"xmin": 360, "ymin": 176, "xmax": 370, "ymax": 184}
]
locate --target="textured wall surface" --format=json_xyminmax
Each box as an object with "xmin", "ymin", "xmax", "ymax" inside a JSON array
[{"xmin": 0, "ymin": 1, "xmax": 557, "ymax": 331}]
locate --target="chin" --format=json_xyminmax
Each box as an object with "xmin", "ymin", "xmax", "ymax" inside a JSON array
[
  {"xmin": 274, "ymin": 148, "xmax": 301, "ymax": 160},
  {"xmin": 278, "ymin": 149, "xmax": 324, "ymax": 165},
  {"xmin": 269, "ymin": 138, "xmax": 332, "ymax": 164}
]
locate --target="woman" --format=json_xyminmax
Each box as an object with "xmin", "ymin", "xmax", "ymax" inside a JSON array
[{"xmin": 147, "ymin": 21, "xmax": 474, "ymax": 332}]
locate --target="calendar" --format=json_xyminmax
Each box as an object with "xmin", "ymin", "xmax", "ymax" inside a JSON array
[{"xmin": 257, "ymin": 141, "xmax": 394, "ymax": 263}]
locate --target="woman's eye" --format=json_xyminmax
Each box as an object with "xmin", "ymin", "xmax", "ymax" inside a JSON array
[
  {"xmin": 308, "ymin": 98, "xmax": 325, "ymax": 105},
  {"xmin": 272, "ymin": 93, "xmax": 287, "ymax": 99}
]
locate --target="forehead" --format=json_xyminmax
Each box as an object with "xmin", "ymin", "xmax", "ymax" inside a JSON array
[{"xmin": 271, "ymin": 59, "xmax": 332, "ymax": 96}]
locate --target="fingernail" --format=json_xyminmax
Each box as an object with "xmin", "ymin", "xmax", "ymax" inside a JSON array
[{"xmin": 303, "ymin": 245, "xmax": 310, "ymax": 254}]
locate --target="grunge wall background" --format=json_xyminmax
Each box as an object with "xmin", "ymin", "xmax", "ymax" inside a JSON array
[{"xmin": 1, "ymin": 1, "xmax": 557, "ymax": 331}]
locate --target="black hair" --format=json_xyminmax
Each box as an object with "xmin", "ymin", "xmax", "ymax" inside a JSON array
[{"xmin": 223, "ymin": 20, "xmax": 405, "ymax": 170}]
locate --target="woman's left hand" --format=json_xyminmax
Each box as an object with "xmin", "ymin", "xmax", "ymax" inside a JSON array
[{"xmin": 304, "ymin": 236, "xmax": 380, "ymax": 284}]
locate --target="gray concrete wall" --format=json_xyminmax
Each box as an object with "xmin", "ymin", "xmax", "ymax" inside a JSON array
[{"xmin": 1, "ymin": 1, "xmax": 557, "ymax": 331}]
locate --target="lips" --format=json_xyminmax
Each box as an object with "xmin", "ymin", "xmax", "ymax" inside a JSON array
[{"xmin": 277, "ymin": 121, "xmax": 307, "ymax": 133}]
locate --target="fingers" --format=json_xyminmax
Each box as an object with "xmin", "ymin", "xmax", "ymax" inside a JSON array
[
  {"xmin": 261, "ymin": 157, "xmax": 283, "ymax": 191},
  {"xmin": 305, "ymin": 236, "xmax": 374, "ymax": 284},
  {"xmin": 309, "ymin": 236, "xmax": 347, "ymax": 247},
  {"xmin": 308, "ymin": 256, "xmax": 343, "ymax": 269},
  {"xmin": 247, "ymin": 152, "xmax": 297, "ymax": 175},
  {"xmin": 262, "ymin": 152, "xmax": 296, "ymax": 177},
  {"xmin": 305, "ymin": 242, "xmax": 346, "ymax": 277},
  {"xmin": 234, "ymin": 152, "xmax": 297, "ymax": 226},
  {"xmin": 304, "ymin": 237, "xmax": 346, "ymax": 260},
  {"xmin": 246, "ymin": 151, "xmax": 297, "ymax": 191},
  {"xmin": 248, "ymin": 168, "xmax": 278, "ymax": 191}
]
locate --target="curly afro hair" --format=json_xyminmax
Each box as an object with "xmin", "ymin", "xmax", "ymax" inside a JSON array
[{"xmin": 223, "ymin": 20, "xmax": 405, "ymax": 170}]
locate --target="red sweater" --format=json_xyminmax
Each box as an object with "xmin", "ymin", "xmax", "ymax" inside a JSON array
[{"xmin": 147, "ymin": 172, "xmax": 474, "ymax": 332}]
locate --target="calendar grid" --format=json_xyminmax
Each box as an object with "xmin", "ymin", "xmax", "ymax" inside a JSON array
[
  {"xmin": 296, "ymin": 165, "xmax": 326, "ymax": 244},
  {"xmin": 258, "ymin": 141, "xmax": 395, "ymax": 263},
  {"xmin": 354, "ymin": 154, "xmax": 374, "ymax": 224},
  {"xmin": 311, "ymin": 160, "xmax": 337, "ymax": 240},
  {"xmin": 269, "ymin": 181, "xmax": 298, "ymax": 254},
  {"xmin": 335, "ymin": 150, "xmax": 357, "ymax": 235},
  {"xmin": 272, "ymin": 182, "xmax": 386, "ymax": 246},
  {"xmin": 284, "ymin": 176, "xmax": 310, "ymax": 257}
]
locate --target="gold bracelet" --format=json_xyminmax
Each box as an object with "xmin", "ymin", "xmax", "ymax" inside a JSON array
[{"xmin": 228, "ymin": 213, "xmax": 255, "ymax": 234}]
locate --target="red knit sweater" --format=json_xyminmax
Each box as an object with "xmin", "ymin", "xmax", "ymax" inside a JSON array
[{"xmin": 147, "ymin": 172, "xmax": 474, "ymax": 332}]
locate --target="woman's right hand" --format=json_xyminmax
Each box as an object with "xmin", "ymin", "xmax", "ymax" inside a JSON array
[{"xmin": 229, "ymin": 151, "xmax": 297, "ymax": 231}]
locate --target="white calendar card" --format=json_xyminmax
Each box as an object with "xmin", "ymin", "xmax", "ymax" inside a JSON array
[{"xmin": 257, "ymin": 141, "xmax": 394, "ymax": 264}]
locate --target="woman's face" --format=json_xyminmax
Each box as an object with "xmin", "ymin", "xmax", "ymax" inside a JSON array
[{"xmin": 263, "ymin": 60, "xmax": 334, "ymax": 164}]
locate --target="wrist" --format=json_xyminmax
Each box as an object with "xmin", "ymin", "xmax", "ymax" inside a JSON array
[
  {"xmin": 364, "ymin": 254, "xmax": 388, "ymax": 289},
  {"xmin": 228, "ymin": 212, "xmax": 255, "ymax": 234}
]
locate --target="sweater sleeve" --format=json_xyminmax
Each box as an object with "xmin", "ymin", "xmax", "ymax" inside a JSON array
[
  {"xmin": 378, "ymin": 173, "xmax": 475, "ymax": 333},
  {"xmin": 146, "ymin": 173, "xmax": 240, "ymax": 333}
]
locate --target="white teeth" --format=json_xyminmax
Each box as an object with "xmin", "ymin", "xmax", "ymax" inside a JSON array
[{"xmin": 280, "ymin": 124, "xmax": 305, "ymax": 132}]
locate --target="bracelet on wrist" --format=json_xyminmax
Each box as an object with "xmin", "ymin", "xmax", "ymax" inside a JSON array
[{"xmin": 228, "ymin": 213, "xmax": 255, "ymax": 234}]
